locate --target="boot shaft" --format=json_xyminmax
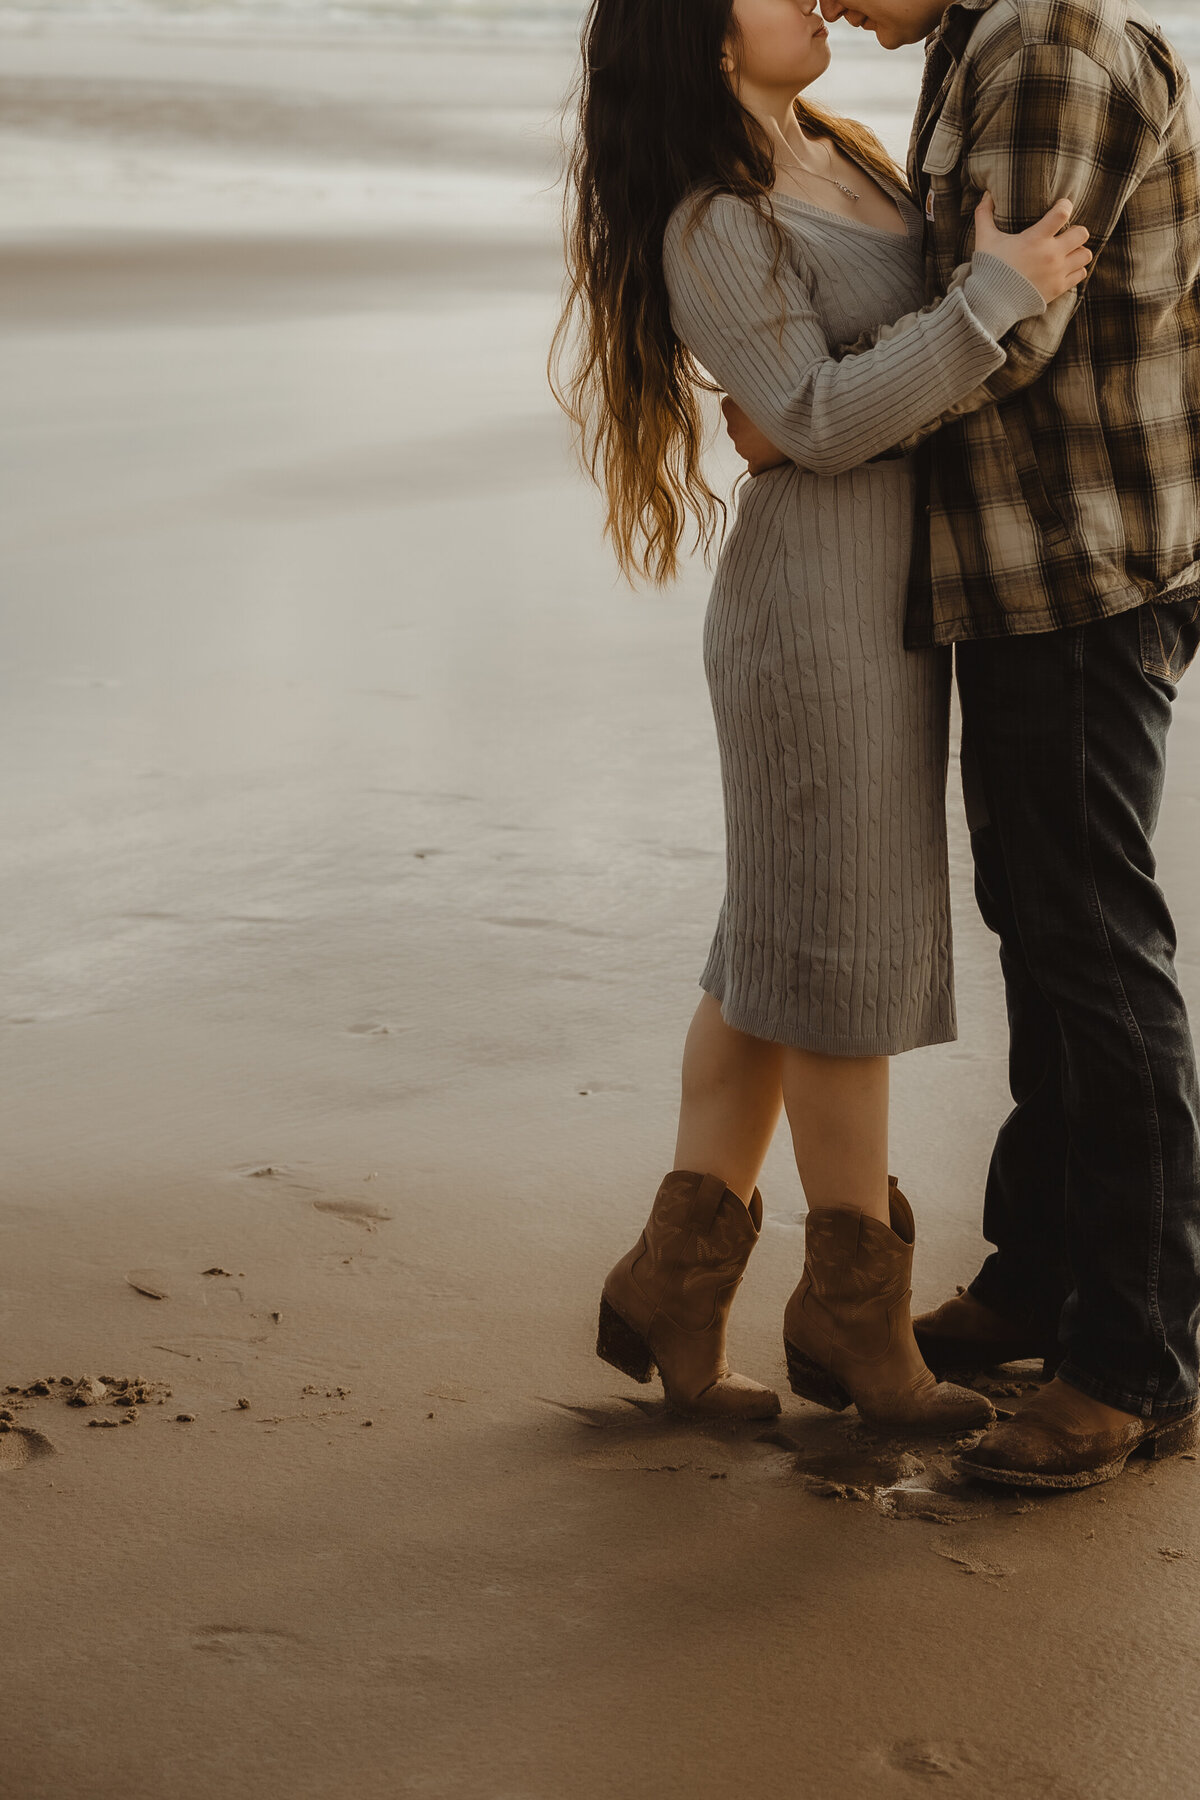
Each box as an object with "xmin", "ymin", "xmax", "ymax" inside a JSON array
[
  {"xmin": 782, "ymin": 1181, "xmax": 994, "ymax": 1431},
  {"xmin": 786, "ymin": 1187, "xmax": 918, "ymax": 1365},
  {"xmin": 607, "ymin": 1170, "xmax": 762, "ymax": 1336},
  {"xmin": 800, "ymin": 1190, "xmax": 915, "ymax": 1312},
  {"xmin": 597, "ymin": 1169, "xmax": 780, "ymax": 1422}
]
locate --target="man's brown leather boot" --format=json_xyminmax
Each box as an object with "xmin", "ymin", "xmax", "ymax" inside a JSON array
[
  {"xmin": 957, "ymin": 1376, "xmax": 1198, "ymax": 1489},
  {"xmin": 913, "ymin": 1288, "xmax": 1060, "ymax": 1379},
  {"xmin": 598, "ymin": 1170, "xmax": 781, "ymax": 1422},
  {"xmin": 782, "ymin": 1181, "xmax": 995, "ymax": 1433}
]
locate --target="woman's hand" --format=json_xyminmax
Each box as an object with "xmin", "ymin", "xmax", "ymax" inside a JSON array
[
  {"xmin": 722, "ymin": 396, "xmax": 788, "ymax": 475},
  {"xmin": 973, "ymin": 191, "xmax": 1092, "ymax": 302}
]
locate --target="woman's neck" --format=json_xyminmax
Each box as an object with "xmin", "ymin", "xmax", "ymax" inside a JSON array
[{"xmin": 736, "ymin": 84, "xmax": 810, "ymax": 162}]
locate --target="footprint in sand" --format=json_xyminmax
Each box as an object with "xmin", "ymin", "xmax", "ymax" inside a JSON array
[
  {"xmin": 312, "ymin": 1199, "xmax": 392, "ymax": 1229},
  {"xmin": 0, "ymin": 1426, "xmax": 57, "ymax": 1472},
  {"xmin": 480, "ymin": 916, "xmax": 612, "ymax": 939},
  {"xmin": 232, "ymin": 1163, "xmax": 316, "ymax": 1193},
  {"xmin": 930, "ymin": 1541, "xmax": 1013, "ymax": 1579},
  {"xmin": 887, "ymin": 1741, "xmax": 974, "ymax": 1781},
  {"xmin": 191, "ymin": 1626, "xmax": 301, "ymax": 1663},
  {"xmin": 875, "ymin": 1485, "xmax": 984, "ymax": 1523}
]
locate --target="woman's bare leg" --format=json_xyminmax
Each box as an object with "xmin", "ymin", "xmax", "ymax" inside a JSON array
[
  {"xmin": 776, "ymin": 1046, "xmax": 993, "ymax": 1427},
  {"xmin": 780, "ymin": 1049, "xmax": 891, "ymax": 1221},
  {"xmin": 673, "ymin": 994, "xmax": 784, "ymax": 1202},
  {"xmin": 673, "ymin": 995, "xmax": 890, "ymax": 1216}
]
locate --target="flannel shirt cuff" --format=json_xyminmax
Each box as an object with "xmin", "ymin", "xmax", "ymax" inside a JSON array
[{"xmin": 961, "ymin": 251, "xmax": 1048, "ymax": 343}]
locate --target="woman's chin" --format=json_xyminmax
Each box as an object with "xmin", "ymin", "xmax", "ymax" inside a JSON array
[{"xmin": 799, "ymin": 43, "xmax": 833, "ymax": 83}]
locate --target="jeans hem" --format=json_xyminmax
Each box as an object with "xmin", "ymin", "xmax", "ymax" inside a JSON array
[{"xmin": 1057, "ymin": 1361, "xmax": 1198, "ymax": 1422}]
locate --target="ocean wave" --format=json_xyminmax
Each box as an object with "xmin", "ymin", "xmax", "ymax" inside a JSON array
[
  {"xmin": 2, "ymin": 0, "xmax": 1197, "ymax": 58},
  {"xmin": 0, "ymin": 0, "xmax": 589, "ymax": 38}
]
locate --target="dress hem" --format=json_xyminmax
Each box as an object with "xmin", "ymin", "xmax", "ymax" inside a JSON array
[{"xmin": 700, "ymin": 976, "xmax": 957, "ymax": 1058}]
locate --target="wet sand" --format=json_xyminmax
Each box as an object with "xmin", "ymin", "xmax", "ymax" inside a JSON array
[{"xmin": 3, "ymin": 17, "xmax": 1200, "ymax": 1800}]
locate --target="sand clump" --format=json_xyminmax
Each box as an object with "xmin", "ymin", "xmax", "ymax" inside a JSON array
[
  {"xmin": 2, "ymin": 1372, "xmax": 173, "ymax": 1420},
  {"xmin": 67, "ymin": 1375, "xmax": 109, "ymax": 1406},
  {"xmin": 1, "ymin": 1372, "xmax": 178, "ymax": 1456}
]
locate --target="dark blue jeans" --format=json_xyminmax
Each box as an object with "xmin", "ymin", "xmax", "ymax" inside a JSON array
[{"xmin": 956, "ymin": 596, "xmax": 1200, "ymax": 1420}]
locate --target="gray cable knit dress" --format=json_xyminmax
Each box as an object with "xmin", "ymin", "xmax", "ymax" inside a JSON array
[{"xmin": 660, "ymin": 149, "xmax": 1046, "ymax": 1056}]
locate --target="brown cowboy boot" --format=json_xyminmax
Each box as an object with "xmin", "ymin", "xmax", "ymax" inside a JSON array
[
  {"xmin": 598, "ymin": 1170, "xmax": 781, "ymax": 1422},
  {"xmin": 957, "ymin": 1376, "xmax": 1198, "ymax": 1490},
  {"xmin": 914, "ymin": 1288, "xmax": 1060, "ymax": 1380},
  {"xmin": 782, "ymin": 1180, "xmax": 994, "ymax": 1433}
]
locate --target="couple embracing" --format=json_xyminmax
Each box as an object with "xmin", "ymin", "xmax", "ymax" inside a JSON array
[{"xmin": 554, "ymin": 0, "xmax": 1200, "ymax": 1489}]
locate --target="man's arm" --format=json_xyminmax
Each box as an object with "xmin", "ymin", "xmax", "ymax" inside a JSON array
[
  {"xmin": 863, "ymin": 39, "xmax": 1178, "ymax": 450},
  {"xmin": 727, "ymin": 39, "xmax": 1180, "ymax": 469}
]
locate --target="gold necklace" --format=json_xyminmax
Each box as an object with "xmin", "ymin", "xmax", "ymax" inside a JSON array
[{"xmin": 773, "ymin": 124, "xmax": 861, "ymax": 202}]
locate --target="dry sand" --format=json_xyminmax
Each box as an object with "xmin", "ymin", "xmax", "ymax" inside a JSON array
[{"xmin": 3, "ymin": 15, "xmax": 1200, "ymax": 1800}]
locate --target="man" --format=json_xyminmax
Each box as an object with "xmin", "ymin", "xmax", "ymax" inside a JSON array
[{"xmin": 725, "ymin": 0, "xmax": 1200, "ymax": 1488}]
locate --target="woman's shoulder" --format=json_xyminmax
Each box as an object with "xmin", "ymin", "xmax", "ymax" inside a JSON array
[{"xmin": 663, "ymin": 186, "xmax": 793, "ymax": 271}]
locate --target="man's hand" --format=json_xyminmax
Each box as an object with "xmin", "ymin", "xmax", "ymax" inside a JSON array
[{"xmin": 722, "ymin": 397, "xmax": 789, "ymax": 475}]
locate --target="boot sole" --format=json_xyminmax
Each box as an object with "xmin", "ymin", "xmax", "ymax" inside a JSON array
[
  {"xmin": 596, "ymin": 1295, "xmax": 655, "ymax": 1384},
  {"xmin": 785, "ymin": 1341, "xmax": 998, "ymax": 1433},
  {"xmin": 783, "ymin": 1339, "xmax": 851, "ymax": 1413},
  {"xmin": 956, "ymin": 1410, "xmax": 1198, "ymax": 1491}
]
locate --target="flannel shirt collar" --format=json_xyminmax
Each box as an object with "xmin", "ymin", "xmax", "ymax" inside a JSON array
[{"xmin": 926, "ymin": 0, "xmax": 996, "ymax": 53}]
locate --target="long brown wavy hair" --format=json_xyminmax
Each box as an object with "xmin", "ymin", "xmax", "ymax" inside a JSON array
[{"xmin": 550, "ymin": 0, "xmax": 906, "ymax": 585}]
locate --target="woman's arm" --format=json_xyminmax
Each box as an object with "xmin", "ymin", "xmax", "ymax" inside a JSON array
[{"xmin": 662, "ymin": 191, "xmax": 1046, "ymax": 477}]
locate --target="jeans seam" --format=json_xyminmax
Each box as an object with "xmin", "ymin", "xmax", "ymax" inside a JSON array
[{"xmin": 1072, "ymin": 626, "xmax": 1169, "ymax": 1397}]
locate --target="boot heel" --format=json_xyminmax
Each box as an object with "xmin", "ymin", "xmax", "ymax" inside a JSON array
[
  {"xmin": 1141, "ymin": 1412, "xmax": 1199, "ymax": 1460},
  {"xmin": 783, "ymin": 1339, "xmax": 851, "ymax": 1413},
  {"xmin": 596, "ymin": 1296, "xmax": 655, "ymax": 1384}
]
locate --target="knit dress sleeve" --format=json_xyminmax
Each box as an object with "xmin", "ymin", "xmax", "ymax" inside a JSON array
[{"xmin": 661, "ymin": 190, "xmax": 1046, "ymax": 476}]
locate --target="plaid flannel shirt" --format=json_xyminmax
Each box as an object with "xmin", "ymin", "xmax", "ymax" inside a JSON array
[{"xmin": 889, "ymin": 0, "xmax": 1200, "ymax": 646}]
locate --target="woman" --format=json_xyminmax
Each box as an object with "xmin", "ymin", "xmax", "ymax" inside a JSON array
[{"xmin": 552, "ymin": 0, "xmax": 1091, "ymax": 1429}]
